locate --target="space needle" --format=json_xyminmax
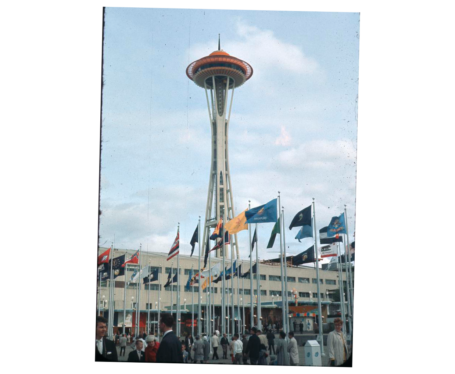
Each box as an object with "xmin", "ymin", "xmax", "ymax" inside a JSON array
[{"xmin": 186, "ymin": 37, "xmax": 253, "ymax": 259}]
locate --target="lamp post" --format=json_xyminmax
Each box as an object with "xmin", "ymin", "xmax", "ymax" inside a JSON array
[{"xmin": 101, "ymin": 295, "xmax": 106, "ymax": 316}]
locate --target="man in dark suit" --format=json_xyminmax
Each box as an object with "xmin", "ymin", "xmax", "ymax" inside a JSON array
[
  {"xmin": 95, "ymin": 316, "xmax": 119, "ymax": 362},
  {"xmin": 127, "ymin": 339, "xmax": 145, "ymax": 362},
  {"xmin": 245, "ymin": 327, "xmax": 260, "ymax": 365},
  {"xmin": 156, "ymin": 314, "xmax": 183, "ymax": 363}
]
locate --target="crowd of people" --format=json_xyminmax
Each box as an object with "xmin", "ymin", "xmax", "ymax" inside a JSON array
[{"xmin": 95, "ymin": 315, "xmax": 350, "ymax": 366}]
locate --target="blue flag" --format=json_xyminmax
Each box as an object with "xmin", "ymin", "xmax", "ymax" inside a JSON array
[
  {"xmin": 295, "ymin": 225, "xmax": 313, "ymax": 242},
  {"xmin": 245, "ymin": 198, "xmax": 277, "ymax": 224},
  {"xmin": 327, "ymin": 213, "xmax": 347, "ymax": 237},
  {"xmin": 185, "ymin": 268, "xmax": 193, "ymax": 291}
]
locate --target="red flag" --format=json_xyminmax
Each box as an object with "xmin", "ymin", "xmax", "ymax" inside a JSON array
[
  {"xmin": 122, "ymin": 250, "xmax": 139, "ymax": 267},
  {"xmin": 98, "ymin": 248, "xmax": 111, "ymax": 265}
]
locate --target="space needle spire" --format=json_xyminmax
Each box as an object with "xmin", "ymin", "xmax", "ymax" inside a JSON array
[{"xmin": 186, "ymin": 41, "xmax": 253, "ymax": 259}]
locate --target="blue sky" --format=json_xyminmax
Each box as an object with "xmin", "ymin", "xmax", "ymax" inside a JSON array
[{"xmin": 99, "ymin": 7, "xmax": 359, "ymax": 260}]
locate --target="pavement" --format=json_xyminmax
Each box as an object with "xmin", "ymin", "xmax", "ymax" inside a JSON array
[{"xmin": 116, "ymin": 333, "xmax": 337, "ymax": 366}]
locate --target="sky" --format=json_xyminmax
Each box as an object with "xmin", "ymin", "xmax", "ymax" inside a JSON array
[{"xmin": 99, "ymin": 7, "xmax": 359, "ymax": 261}]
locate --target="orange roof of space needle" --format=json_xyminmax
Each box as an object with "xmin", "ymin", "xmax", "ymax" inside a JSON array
[{"xmin": 186, "ymin": 47, "xmax": 253, "ymax": 89}]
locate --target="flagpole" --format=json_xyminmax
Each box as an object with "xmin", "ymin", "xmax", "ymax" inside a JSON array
[
  {"xmin": 278, "ymin": 193, "xmax": 286, "ymax": 333},
  {"xmin": 281, "ymin": 208, "xmax": 290, "ymax": 335},
  {"xmin": 122, "ymin": 258, "xmax": 127, "ymax": 335},
  {"xmin": 177, "ymin": 223, "xmax": 181, "ymax": 338},
  {"xmin": 191, "ymin": 265, "xmax": 195, "ymax": 338},
  {"xmin": 312, "ymin": 199, "xmax": 325, "ymax": 356},
  {"xmin": 197, "ymin": 216, "xmax": 202, "ymax": 336},
  {"xmin": 248, "ymin": 201, "xmax": 253, "ymax": 330},
  {"xmin": 237, "ymin": 263, "xmax": 240, "ymax": 334},
  {"xmin": 171, "ymin": 261, "xmax": 174, "ymax": 318},
  {"xmin": 221, "ymin": 212, "xmax": 226, "ymax": 335},
  {"xmin": 255, "ymin": 223, "xmax": 262, "ymax": 330},
  {"xmin": 208, "ymin": 247, "xmax": 212, "ymax": 338},
  {"xmin": 138, "ymin": 244, "xmax": 142, "ymax": 336},
  {"xmin": 344, "ymin": 206, "xmax": 354, "ymax": 324},
  {"xmin": 336, "ymin": 242, "xmax": 347, "ymax": 336},
  {"xmin": 158, "ymin": 265, "xmax": 161, "ymax": 338},
  {"xmin": 108, "ymin": 241, "xmax": 114, "ymax": 338},
  {"xmin": 242, "ymin": 275, "xmax": 245, "ymax": 334},
  {"xmin": 147, "ymin": 260, "xmax": 151, "ymax": 335}
]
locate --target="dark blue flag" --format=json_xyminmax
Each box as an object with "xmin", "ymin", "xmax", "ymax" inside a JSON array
[
  {"xmin": 185, "ymin": 268, "xmax": 193, "ymax": 291},
  {"xmin": 143, "ymin": 268, "xmax": 159, "ymax": 284},
  {"xmin": 190, "ymin": 225, "xmax": 198, "ymax": 257},
  {"xmin": 164, "ymin": 271, "xmax": 178, "ymax": 288},
  {"xmin": 289, "ymin": 205, "xmax": 312, "ymax": 229},
  {"xmin": 292, "ymin": 246, "xmax": 316, "ymax": 266},
  {"xmin": 245, "ymin": 199, "xmax": 277, "ymax": 224},
  {"xmin": 100, "ymin": 255, "xmax": 126, "ymax": 280},
  {"xmin": 319, "ymin": 226, "xmax": 343, "ymax": 244}
]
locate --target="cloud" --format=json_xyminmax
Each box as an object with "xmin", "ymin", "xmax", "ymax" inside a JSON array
[{"xmin": 275, "ymin": 125, "xmax": 292, "ymax": 146}]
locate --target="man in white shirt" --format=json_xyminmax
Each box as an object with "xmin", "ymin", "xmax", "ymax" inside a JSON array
[
  {"xmin": 95, "ymin": 316, "xmax": 118, "ymax": 362},
  {"xmin": 211, "ymin": 332, "xmax": 220, "ymax": 360},
  {"xmin": 232, "ymin": 334, "xmax": 243, "ymax": 364}
]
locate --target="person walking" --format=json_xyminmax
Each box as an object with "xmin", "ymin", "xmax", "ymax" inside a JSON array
[
  {"xmin": 202, "ymin": 335, "xmax": 210, "ymax": 363},
  {"xmin": 127, "ymin": 339, "xmax": 145, "ymax": 362},
  {"xmin": 241, "ymin": 334, "xmax": 249, "ymax": 365},
  {"xmin": 232, "ymin": 334, "xmax": 243, "ymax": 364},
  {"xmin": 245, "ymin": 327, "xmax": 260, "ymax": 365},
  {"xmin": 185, "ymin": 334, "xmax": 194, "ymax": 362},
  {"xmin": 144, "ymin": 335, "xmax": 160, "ymax": 362},
  {"xmin": 156, "ymin": 314, "xmax": 183, "ymax": 363},
  {"xmin": 287, "ymin": 332, "xmax": 299, "ymax": 366},
  {"xmin": 266, "ymin": 330, "xmax": 275, "ymax": 354},
  {"xmin": 275, "ymin": 331, "xmax": 289, "ymax": 366},
  {"xmin": 221, "ymin": 333, "xmax": 229, "ymax": 359},
  {"xmin": 211, "ymin": 332, "xmax": 220, "ymax": 360},
  {"xmin": 192, "ymin": 335, "xmax": 205, "ymax": 364},
  {"xmin": 327, "ymin": 318, "xmax": 349, "ymax": 366},
  {"xmin": 95, "ymin": 316, "xmax": 118, "ymax": 362},
  {"xmin": 119, "ymin": 334, "xmax": 127, "ymax": 356}
]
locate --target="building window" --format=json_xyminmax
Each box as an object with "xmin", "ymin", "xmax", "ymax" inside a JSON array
[
  {"xmin": 127, "ymin": 283, "xmax": 139, "ymax": 289},
  {"xmin": 203, "ymin": 288, "xmax": 218, "ymax": 293},
  {"xmin": 184, "ymin": 286, "xmax": 197, "ymax": 292},
  {"xmin": 149, "ymin": 266, "xmax": 162, "ymax": 273},
  {"xmin": 271, "ymin": 291, "xmax": 282, "ymax": 296},
  {"xmin": 164, "ymin": 285, "xmax": 179, "ymax": 292},
  {"xmin": 299, "ymin": 292, "xmax": 310, "ymax": 298},
  {"xmin": 253, "ymin": 274, "xmax": 266, "ymax": 280},
  {"xmin": 269, "ymin": 275, "xmax": 281, "ymax": 282},
  {"xmin": 242, "ymin": 273, "xmax": 251, "ymax": 280},
  {"xmin": 312, "ymin": 293, "xmax": 325, "ymax": 298},
  {"xmin": 242, "ymin": 289, "xmax": 251, "ymax": 295},
  {"xmin": 326, "ymin": 279, "xmax": 336, "ymax": 285},
  {"xmin": 165, "ymin": 268, "xmax": 180, "ymax": 274},
  {"xmin": 298, "ymin": 277, "xmax": 310, "ymax": 284},
  {"xmin": 184, "ymin": 269, "xmax": 194, "ymax": 275},
  {"xmin": 144, "ymin": 284, "xmax": 160, "ymax": 291},
  {"xmin": 312, "ymin": 278, "xmax": 323, "ymax": 284},
  {"xmin": 287, "ymin": 277, "xmax": 296, "ymax": 283},
  {"xmin": 253, "ymin": 289, "xmax": 267, "ymax": 296}
]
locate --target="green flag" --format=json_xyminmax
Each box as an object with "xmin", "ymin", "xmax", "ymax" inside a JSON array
[{"xmin": 267, "ymin": 217, "xmax": 281, "ymax": 248}]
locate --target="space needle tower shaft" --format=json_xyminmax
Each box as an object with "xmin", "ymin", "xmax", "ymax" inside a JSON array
[{"xmin": 186, "ymin": 37, "xmax": 253, "ymax": 259}]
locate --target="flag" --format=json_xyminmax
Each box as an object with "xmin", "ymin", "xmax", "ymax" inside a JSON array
[
  {"xmin": 143, "ymin": 268, "xmax": 159, "ymax": 284},
  {"xmin": 167, "ymin": 231, "xmax": 179, "ymax": 261},
  {"xmin": 245, "ymin": 199, "xmax": 278, "ymax": 223},
  {"xmin": 319, "ymin": 226, "xmax": 343, "ymax": 244},
  {"xmin": 235, "ymin": 265, "xmax": 242, "ymax": 277},
  {"xmin": 201, "ymin": 263, "xmax": 222, "ymax": 288},
  {"xmin": 190, "ymin": 225, "xmax": 198, "ymax": 257},
  {"xmin": 267, "ymin": 218, "xmax": 280, "ymax": 248},
  {"xmin": 327, "ymin": 213, "xmax": 347, "ymax": 237},
  {"xmin": 210, "ymin": 231, "xmax": 230, "ymax": 252},
  {"xmin": 225, "ymin": 209, "xmax": 248, "ymax": 234},
  {"xmin": 295, "ymin": 225, "xmax": 313, "ymax": 242},
  {"xmin": 210, "ymin": 219, "xmax": 223, "ymax": 240},
  {"xmin": 185, "ymin": 268, "xmax": 193, "ymax": 291},
  {"xmin": 100, "ymin": 255, "xmax": 126, "ymax": 280},
  {"xmin": 164, "ymin": 271, "xmax": 178, "ymax": 288},
  {"xmin": 292, "ymin": 246, "xmax": 316, "ymax": 265},
  {"xmin": 130, "ymin": 266, "xmax": 147, "ymax": 282},
  {"xmin": 122, "ymin": 250, "xmax": 139, "ymax": 267},
  {"xmin": 289, "ymin": 205, "xmax": 311, "ymax": 229},
  {"xmin": 98, "ymin": 248, "xmax": 111, "ymax": 265},
  {"xmin": 248, "ymin": 228, "xmax": 257, "ymax": 258},
  {"xmin": 241, "ymin": 262, "xmax": 257, "ymax": 277},
  {"xmin": 320, "ymin": 243, "xmax": 338, "ymax": 258},
  {"xmin": 203, "ymin": 239, "xmax": 209, "ymax": 268}
]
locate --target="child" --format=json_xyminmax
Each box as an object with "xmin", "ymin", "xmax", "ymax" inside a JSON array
[{"xmin": 182, "ymin": 344, "xmax": 189, "ymax": 363}]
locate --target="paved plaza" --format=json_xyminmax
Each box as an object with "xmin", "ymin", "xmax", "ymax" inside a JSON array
[{"xmin": 116, "ymin": 333, "xmax": 335, "ymax": 366}]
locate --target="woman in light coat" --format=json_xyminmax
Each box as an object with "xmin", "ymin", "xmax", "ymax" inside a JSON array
[
  {"xmin": 275, "ymin": 331, "xmax": 290, "ymax": 365},
  {"xmin": 327, "ymin": 318, "xmax": 349, "ymax": 366},
  {"xmin": 192, "ymin": 335, "xmax": 205, "ymax": 363},
  {"xmin": 287, "ymin": 331, "xmax": 299, "ymax": 366}
]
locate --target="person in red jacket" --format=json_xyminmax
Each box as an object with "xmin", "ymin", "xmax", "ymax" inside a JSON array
[{"xmin": 144, "ymin": 335, "xmax": 160, "ymax": 362}]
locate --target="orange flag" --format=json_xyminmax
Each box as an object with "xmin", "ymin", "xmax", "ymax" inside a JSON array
[{"xmin": 225, "ymin": 209, "xmax": 248, "ymax": 234}]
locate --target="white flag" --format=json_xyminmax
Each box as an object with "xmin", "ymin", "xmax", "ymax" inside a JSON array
[{"xmin": 320, "ymin": 243, "xmax": 338, "ymax": 258}]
